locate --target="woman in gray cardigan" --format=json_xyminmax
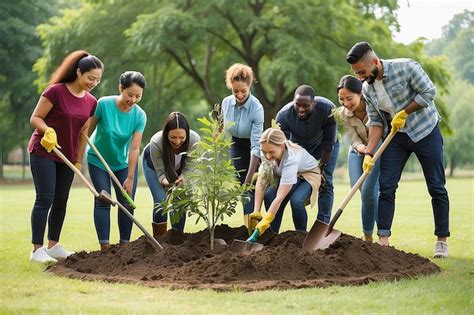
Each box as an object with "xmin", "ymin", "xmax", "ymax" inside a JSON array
[{"xmin": 142, "ymin": 112, "xmax": 200, "ymax": 237}]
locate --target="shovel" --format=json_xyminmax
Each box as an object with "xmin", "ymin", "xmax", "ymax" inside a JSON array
[
  {"xmin": 85, "ymin": 135, "xmax": 136, "ymax": 209},
  {"xmin": 52, "ymin": 147, "xmax": 163, "ymax": 250},
  {"xmin": 229, "ymin": 214, "xmax": 264, "ymax": 254},
  {"xmin": 302, "ymin": 131, "xmax": 396, "ymax": 251}
]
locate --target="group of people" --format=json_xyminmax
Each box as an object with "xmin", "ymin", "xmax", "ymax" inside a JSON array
[{"xmin": 28, "ymin": 41, "xmax": 450, "ymax": 264}]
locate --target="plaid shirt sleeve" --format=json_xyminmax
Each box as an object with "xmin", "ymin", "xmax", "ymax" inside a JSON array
[{"xmin": 405, "ymin": 60, "xmax": 436, "ymax": 108}]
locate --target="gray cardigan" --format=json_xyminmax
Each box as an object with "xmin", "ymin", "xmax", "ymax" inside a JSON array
[{"xmin": 149, "ymin": 130, "xmax": 201, "ymax": 183}]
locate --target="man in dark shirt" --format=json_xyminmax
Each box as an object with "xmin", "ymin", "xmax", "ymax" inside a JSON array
[{"xmin": 276, "ymin": 85, "xmax": 339, "ymax": 227}]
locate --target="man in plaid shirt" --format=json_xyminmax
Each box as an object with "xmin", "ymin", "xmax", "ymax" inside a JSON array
[{"xmin": 346, "ymin": 42, "xmax": 450, "ymax": 258}]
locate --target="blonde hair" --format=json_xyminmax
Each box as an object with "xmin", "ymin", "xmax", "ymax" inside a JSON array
[
  {"xmin": 259, "ymin": 127, "xmax": 300, "ymax": 150},
  {"xmin": 225, "ymin": 63, "xmax": 254, "ymax": 89}
]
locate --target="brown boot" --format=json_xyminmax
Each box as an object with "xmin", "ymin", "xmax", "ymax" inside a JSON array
[
  {"xmin": 152, "ymin": 222, "xmax": 167, "ymax": 239},
  {"xmin": 362, "ymin": 233, "xmax": 373, "ymax": 242},
  {"xmin": 100, "ymin": 243, "xmax": 111, "ymax": 251}
]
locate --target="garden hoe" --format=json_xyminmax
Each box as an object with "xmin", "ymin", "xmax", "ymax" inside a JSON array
[
  {"xmin": 85, "ymin": 135, "xmax": 136, "ymax": 209},
  {"xmin": 52, "ymin": 147, "xmax": 163, "ymax": 250},
  {"xmin": 303, "ymin": 130, "xmax": 397, "ymax": 251}
]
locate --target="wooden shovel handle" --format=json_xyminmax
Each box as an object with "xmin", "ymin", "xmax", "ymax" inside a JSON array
[
  {"xmin": 327, "ymin": 131, "xmax": 397, "ymax": 228},
  {"xmin": 52, "ymin": 147, "xmax": 99, "ymax": 198},
  {"xmin": 85, "ymin": 136, "xmax": 123, "ymax": 190}
]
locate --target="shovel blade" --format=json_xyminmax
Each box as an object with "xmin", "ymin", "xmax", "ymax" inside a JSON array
[
  {"xmin": 303, "ymin": 220, "xmax": 342, "ymax": 251},
  {"xmin": 229, "ymin": 239, "xmax": 264, "ymax": 255}
]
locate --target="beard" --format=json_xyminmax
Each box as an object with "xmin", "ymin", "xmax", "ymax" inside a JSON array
[{"xmin": 365, "ymin": 66, "xmax": 379, "ymax": 85}]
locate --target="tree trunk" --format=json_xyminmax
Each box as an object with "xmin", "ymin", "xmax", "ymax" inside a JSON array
[
  {"xmin": 0, "ymin": 142, "xmax": 4, "ymax": 180},
  {"xmin": 209, "ymin": 225, "xmax": 215, "ymax": 251},
  {"xmin": 449, "ymin": 155, "xmax": 456, "ymax": 177},
  {"xmin": 22, "ymin": 140, "xmax": 27, "ymax": 181}
]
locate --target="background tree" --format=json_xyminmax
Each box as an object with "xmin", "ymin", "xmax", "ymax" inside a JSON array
[
  {"xmin": 440, "ymin": 80, "xmax": 474, "ymax": 176},
  {"xmin": 425, "ymin": 10, "xmax": 473, "ymax": 84},
  {"xmin": 34, "ymin": 0, "xmax": 451, "ymax": 129},
  {"xmin": 0, "ymin": 1, "xmax": 57, "ymax": 179},
  {"xmin": 425, "ymin": 10, "xmax": 474, "ymax": 174}
]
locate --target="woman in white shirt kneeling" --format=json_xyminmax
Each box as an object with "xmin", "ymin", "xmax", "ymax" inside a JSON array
[{"xmin": 248, "ymin": 126, "xmax": 322, "ymax": 241}]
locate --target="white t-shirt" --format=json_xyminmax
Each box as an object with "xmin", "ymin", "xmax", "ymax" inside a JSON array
[
  {"xmin": 260, "ymin": 144, "xmax": 317, "ymax": 185},
  {"xmin": 373, "ymin": 79, "xmax": 395, "ymax": 118}
]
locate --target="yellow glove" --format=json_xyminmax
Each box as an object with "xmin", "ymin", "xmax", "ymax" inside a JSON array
[
  {"xmin": 74, "ymin": 162, "xmax": 82, "ymax": 170},
  {"xmin": 363, "ymin": 155, "xmax": 374, "ymax": 174},
  {"xmin": 248, "ymin": 211, "xmax": 263, "ymax": 235},
  {"xmin": 391, "ymin": 110, "xmax": 408, "ymax": 133},
  {"xmin": 40, "ymin": 127, "xmax": 61, "ymax": 153},
  {"xmin": 255, "ymin": 212, "xmax": 275, "ymax": 237}
]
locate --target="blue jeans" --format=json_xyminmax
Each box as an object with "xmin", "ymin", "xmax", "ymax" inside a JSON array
[
  {"xmin": 88, "ymin": 163, "xmax": 138, "ymax": 243},
  {"xmin": 377, "ymin": 124, "xmax": 450, "ymax": 237},
  {"xmin": 142, "ymin": 150, "xmax": 186, "ymax": 231},
  {"xmin": 266, "ymin": 178, "xmax": 313, "ymax": 233},
  {"xmin": 348, "ymin": 147, "xmax": 380, "ymax": 235},
  {"xmin": 30, "ymin": 154, "xmax": 74, "ymax": 245},
  {"xmin": 315, "ymin": 141, "xmax": 339, "ymax": 223},
  {"xmin": 230, "ymin": 137, "xmax": 255, "ymax": 215}
]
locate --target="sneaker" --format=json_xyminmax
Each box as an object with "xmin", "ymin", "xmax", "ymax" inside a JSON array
[
  {"xmin": 433, "ymin": 241, "xmax": 448, "ymax": 258},
  {"xmin": 30, "ymin": 247, "xmax": 57, "ymax": 264},
  {"xmin": 46, "ymin": 243, "xmax": 75, "ymax": 261}
]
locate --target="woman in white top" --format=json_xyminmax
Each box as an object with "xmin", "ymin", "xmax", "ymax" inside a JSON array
[
  {"xmin": 337, "ymin": 75, "xmax": 381, "ymax": 241},
  {"xmin": 247, "ymin": 127, "xmax": 322, "ymax": 241}
]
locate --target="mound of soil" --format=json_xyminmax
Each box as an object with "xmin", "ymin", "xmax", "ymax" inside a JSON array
[{"xmin": 48, "ymin": 225, "xmax": 439, "ymax": 291}]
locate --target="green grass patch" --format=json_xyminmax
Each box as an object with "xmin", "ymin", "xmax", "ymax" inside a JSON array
[{"xmin": 0, "ymin": 177, "xmax": 472, "ymax": 314}]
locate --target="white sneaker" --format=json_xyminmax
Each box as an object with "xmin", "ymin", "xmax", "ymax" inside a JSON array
[
  {"xmin": 433, "ymin": 241, "xmax": 449, "ymax": 258},
  {"xmin": 30, "ymin": 247, "xmax": 57, "ymax": 264},
  {"xmin": 46, "ymin": 243, "xmax": 75, "ymax": 261}
]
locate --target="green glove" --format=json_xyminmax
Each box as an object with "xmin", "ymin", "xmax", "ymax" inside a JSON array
[
  {"xmin": 40, "ymin": 127, "xmax": 61, "ymax": 153},
  {"xmin": 363, "ymin": 154, "xmax": 374, "ymax": 174},
  {"xmin": 248, "ymin": 211, "xmax": 263, "ymax": 235},
  {"xmin": 391, "ymin": 110, "xmax": 408, "ymax": 133},
  {"xmin": 254, "ymin": 212, "xmax": 275, "ymax": 237}
]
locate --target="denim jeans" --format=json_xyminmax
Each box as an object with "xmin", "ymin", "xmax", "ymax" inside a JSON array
[
  {"xmin": 30, "ymin": 154, "xmax": 74, "ymax": 245},
  {"xmin": 142, "ymin": 149, "xmax": 186, "ymax": 231},
  {"xmin": 348, "ymin": 147, "xmax": 380, "ymax": 235},
  {"xmin": 315, "ymin": 141, "xmax": 339, "ymax": 223},
  {"xmin": 88, "ymin": 163, "xmax": 138, "ymax": 243},
  {"xmin": 230, "ymin": 137, "xmax": 256, "ymax": 215},
  {"xmin": 265, "ymin": 178, "xmax": 313, "ymax": 233},
  {"xmin": 377, "ymin": 124, "xmax": 450, "ymax": 237}
]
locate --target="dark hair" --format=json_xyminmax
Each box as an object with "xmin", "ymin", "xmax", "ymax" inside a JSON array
[
  {"xmin": 49, "ymin": 50, "xmax": 104, "ymax": 85},
  {"xmin": 346, "ymin": 42, "xmax": 373, "ymax": 64},
  {"xmin": 337, "ymin": 75, "xmax": 363, "ymax": 94},
  {"xmin": 294, "ymin": 85, "xmax": 315, "ymax": 99},
  {"xmin": 162, "ymin": 112, "xmax": 190, "ymax": 183},
  {"xmin": 119, "ymin": 71, "xmax": 147, "ymax": 89}
]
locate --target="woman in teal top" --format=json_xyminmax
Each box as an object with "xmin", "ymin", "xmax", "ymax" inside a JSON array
[{"xmin": 87, "ymin": 71, "xmax": 147, "ymax": 250}]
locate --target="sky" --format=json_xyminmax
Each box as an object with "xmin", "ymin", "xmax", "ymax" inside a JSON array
[{"xmin": 394, "ymin": 0, "xmax": 473, "ymax": 44}]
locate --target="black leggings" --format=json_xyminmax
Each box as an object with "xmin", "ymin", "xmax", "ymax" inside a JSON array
[{"xmin": 30, "ymin": 154, "xmax": 74, "ymax": 245}]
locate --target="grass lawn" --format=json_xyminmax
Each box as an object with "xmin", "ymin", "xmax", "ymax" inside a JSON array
[{"xmin": 0, "ymin": 177, "xmax": 472, "ymax": 314}]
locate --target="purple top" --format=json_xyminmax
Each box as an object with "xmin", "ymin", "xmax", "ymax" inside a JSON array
[{"xmin": 28, "ymin": 83, "xmax": 97, "ymax": 163}]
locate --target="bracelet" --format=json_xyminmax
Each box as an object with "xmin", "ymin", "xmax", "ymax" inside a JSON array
[
  {"xmin": 365, "ymin": 152, "xmax": 374, "ymax": 157},
  {"xmin": 318, "ymin": 162, "xmax": 328, "ymax": 170}
]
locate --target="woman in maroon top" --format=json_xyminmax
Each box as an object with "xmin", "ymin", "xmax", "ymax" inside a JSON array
[{"xmin": 28, "ymin": 50, "xmax": 103, "ymax": 263}]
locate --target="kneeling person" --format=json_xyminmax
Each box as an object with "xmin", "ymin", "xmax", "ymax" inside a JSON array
[{"xmin": 249, "ymin": 127, "xmax": 322, "ymax": 240}]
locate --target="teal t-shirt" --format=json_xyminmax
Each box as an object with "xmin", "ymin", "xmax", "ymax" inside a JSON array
[{"xmin": 87, "ymin": 95, "xmax": 147, "ymax": 171}]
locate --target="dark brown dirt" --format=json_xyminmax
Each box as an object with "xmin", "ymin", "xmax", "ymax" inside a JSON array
[{"xmin": 47, "ymin": 225, "xmax": 440, "ymax": 291}]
